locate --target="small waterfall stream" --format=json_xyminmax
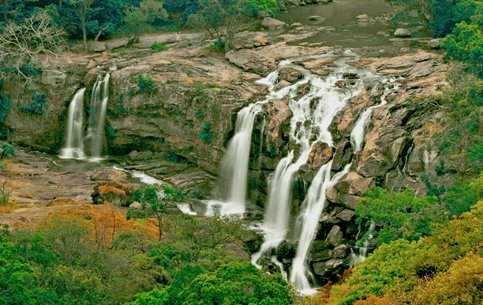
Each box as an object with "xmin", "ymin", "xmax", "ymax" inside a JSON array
[
  {"xmin": 60, "ymin": 88, "xmax": 87, "ymax": 160},
  {"xmin": 60, "ymin": 73, "xmax": 110, "ymax": 161}
]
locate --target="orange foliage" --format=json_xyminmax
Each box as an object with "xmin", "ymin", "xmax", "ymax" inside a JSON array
[
  {"xmin": 99, "ymin": 184, "xmax": 127, "ymax": 197},
  {"xmin": 354, "ymin": 296, "xmax": 396, "ymax": 305},
  {"xmin": 48, "ymin": 203, "xmax": 158, "ymax": 243}
]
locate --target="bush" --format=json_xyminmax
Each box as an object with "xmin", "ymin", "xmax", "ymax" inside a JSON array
[
  {"xmin": 443, "ymin": 21, "xmax": 483, "ymax": 77},
  {"xmin": 198, "ymin": 121, "xmax": 213, "ymax": 143},
  {"xmin": 132, "ymin": 262, "xmax": 292, "ymax": 305},
  {"xmin": 0, "ymin": 95, "xmax": 12, "ymax": 124},
  {"xmin": 355, "ymin": 188, "xmax": 442, "ymax": 244},
  {"xmin": 411, "ymin": 253, "xmax": 483, "ymax": 305},
  {"xmin": 2, "ymin": 143, "xmax": 14, "ymax": 157},
  {"xmin": 137, "ymin": 75, "xmax": 158, "ymax": 94},
  {"xmin": 17, "ymin": 93, "xmax": 48, "ymax": 115},
  {"xmin": 151, "ymin": 42, "xmax": 167, "ymax": 51},
  {"xmin": 328, "ymin": 201, "xmax": 483, "ymax": 305}
]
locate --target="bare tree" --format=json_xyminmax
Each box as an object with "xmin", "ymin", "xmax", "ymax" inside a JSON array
[{"xmin": 0, "ymin": 11, "xmax": 66, "ymax": 81}]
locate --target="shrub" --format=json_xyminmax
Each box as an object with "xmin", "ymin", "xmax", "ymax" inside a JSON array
[
  {"xmin": 198, "ymin": 121, "xmax": 213, "ymax": 143},
  {"xmin": 151, "ymin": 42, "xmax": 167, "ymax": 51},
  {"xmin": 0, "ymin": 95, "xmax": 12, "ymax": 124},
  {"xmin": 411, "ymin": 253, "xmax": 483, "ymax": 305},
  {"xmin": 137, "ymin": 75, "xmax": 158, "ymax": 95},
  {"xmin": 0, "ymin": 180, "xmax": 11, "ymax": 205},
  {"xmin": 355, "ymin": 188, "xmax": 443, "ymax": 244},
  {"xmin": 2, "ymin": 143, "xmax": 14, "ymax": 157},
  {"xmin": 443, "ymin": 21, "xmax": 483, "ymax": 77},
  {"xmin": 18, "ymin": 93, "xmax": 48, "ymax": 115}
]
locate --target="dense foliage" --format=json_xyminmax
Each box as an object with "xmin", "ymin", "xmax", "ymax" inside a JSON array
[
  {"xmin": 131, "ymin": 262, "xmax": 292, "ymax": 305},
  {"xmin": 329, "ymin": 175, "xmax": 482, "ymax": 305},
  {"xmin": 0, "ymin": 211, "xmax": 275, "ymax": 305}
]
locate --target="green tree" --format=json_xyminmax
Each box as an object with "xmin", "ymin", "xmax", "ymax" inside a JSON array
[
  {"xmin": 190, "ymin": 0, "xmax": 250, "ymax": 51},
  {"xmin": 355, "ymin": 188, "xmax": 442, "ymax": 244},
  {"xmin": 134, "ymin": 185, "xmax": 184, "ymax": 240},
  {"xmin": 443, "ymin": 21, "xmax": 483, "ymax": 77},
  {"xmin": 69, "ymin": 0, "xmax": 95, "ymax": 50},
  {"xmin": 123, "ymin": 0, "xmax": 168, "ymax": 46},
  {"xmin": 132, "ymin": 262, "xmax": 292, "ymax": 305}
]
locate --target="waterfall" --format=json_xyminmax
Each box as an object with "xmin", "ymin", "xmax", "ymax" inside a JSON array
[
  {"xmin": 87, "ymin": 73, "xmax": 110, "ymax": 161},
  {"xmin": 253, "ymin": 56, "xmax": 364, "ymax": 273},
  {"xmin": 60, "ymin": 88, "xmax": 87, "ymax": 160},
  {"xmin": 290, "ymin": 162, "xmax": 351, "ymax": 293},
  {"xmin": 207, "ymin": 69, "xmax": 285, "ymax": 216},
  {"xmin": 350, "ymin": 221, "xmax": 376, "ymax": 265},
  {"xmin": 60, "ymin": 73, "xmax": 110, "ymax": 161}
]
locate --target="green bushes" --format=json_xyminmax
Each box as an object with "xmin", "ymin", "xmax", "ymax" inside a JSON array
[
  {"xmin": 2, "ymin": 143, "xmax": 14, "ymax": 157},
  {"xmin": 17, "ymin": 93, "xmax": 48, "ymax": 115},
  {"xmin": 0, "ymin": 96, "xmax": 12, "ymax": 124},
  {"xmin": 131, "ymin": 262, "xmax": 292, "ymax": 305},
  {"xmin": 355, "ymin": 188, "xmax": 443, "ymax": 244},
  {"xmin": 151, "ymin": 42, "xmax": 167, "ymax": 51},
  {"xmin": 329, "ymin": 200, "xmax": 483, "ymax": 305},
  {"xmin": 137, "ymin": 75, "xmax": 158, "ymax": 95},
  {"xmin": 198, "ymin": 121, "xmax": 213, "ymax": 143},
  {"xmin": 437, "ymin": 66, "xmax": 482, "ymax": 174},
  {"xmin": 443, "ymin": 21, "xmax": 483, "ymax": 77}
]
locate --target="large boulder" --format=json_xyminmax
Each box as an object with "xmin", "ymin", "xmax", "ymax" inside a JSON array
[
  {"xmin": 307, "ymin": 142, "xmax": 332, "ymax": 170},
  {"xmin": 394, "ymin": 28, "xmax": 411, "ymax": 38},
  {"xmin": 262, "ymin": 17, "xmax": 286, "ymax": 30}
]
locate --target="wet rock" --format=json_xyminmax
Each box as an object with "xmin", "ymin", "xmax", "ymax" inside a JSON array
[
  {"xmin": 327, "ymin": 225, "xmax": 343, "ymax": 246},
  {"xmin": 394, "ymin": 28, "xmax": 411, "ymax": 38},
  {"xmin": 279, "ymin": 67, "xmax": 303, "ymax": 83},
  {"xmin": 332, "ymin": 244, "xmax": 348, "ymax": 258},
  {"xmin": 310, "ymin": 240, "xmax": 331, "ymax": 261},
  {"xmin": 334, "ymin": 172, "xmax": 375, "ymax": 196},
  {"xmin": 89, "ymin": 41, "xmax": 107, "ymax": 52},
  {"xmin": 275, "ymin": 240, "xmax": 296, "ymax": 259},
  {"xmin": 128, "ymin": 150, "xmax": 154, "ymax": 161},
  {"xmin": 129, "ymin": 201, "xmax": 142, "ymax": 209},
  {"xmin": 336, "ymin": 209, "xmax": 355, "ymax": 222},
  {"xmin": 307, "ymin": 142, "xmax": 332, "ymax": 170},
  {"xmin": 332, "ymin": 139, "xmax": 353, "ymax": 171},
  {"xmin": 265, "ymin": 97, "xmax": 292, "ymax": 143},
  {"xmin": 335, "ymin": 80, "xmax": 347, "ymax": 88},
  {"xmin": 290, "ymin": 22, "xmax": 304, "ymax": 28},
  {"xmin": 262, "ymin": 17, "xmax": 286, "ymax": 30},
  {"xmin": 325, "ymin": 258, "xmax": 344, "ymax": 268},
  {"xmin": 307, "ymin": 15, "xmax": 327, "ymax": 22},
  {"xmin": 356, "ymin": 14, "xmax": 369, "ymax": 22}
]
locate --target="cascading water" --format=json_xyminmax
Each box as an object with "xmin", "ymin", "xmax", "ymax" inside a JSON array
[
  {"xmin": 290, "ymin": 162, "xmax": 351, "ymax": 292},
  {"xmin": 350, "ymin": 78, "xmax": 399, "ymax": 153},
  {"xmin": 253, "ymin": 54, "xmax": 365, "ymax": 275},
  {"xmin": 209, "ymin": 50, "xmax": 400, "ymax": 292},
  {"xmin": 60, "ymin": 88, "xmax": 87, "ymax": 160},
  {"xmin": 207, "ymin": 70, "xmax": 282, "ymax": 216},
  {"xmin": 86, "ymin": 73, "xmax": 110, "ymax": 161},
  {"xmin": 60, "ymin": 73, "xmax": 110, "ymax": 161},
  {"xmin": 350, "ymin": 221, "xmax": 376, "ymax": 265}
]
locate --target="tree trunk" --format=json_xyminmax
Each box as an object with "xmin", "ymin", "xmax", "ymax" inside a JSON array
[{"xmin": 81, "ymin": 17, "xmax": 87, "ymax": 51}]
